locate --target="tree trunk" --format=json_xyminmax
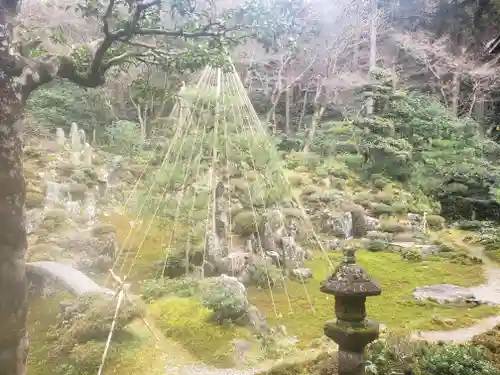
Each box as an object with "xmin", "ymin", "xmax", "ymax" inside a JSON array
[
  {"xmin": 303, "ymin": 105, "xmax": 325, "ymax": 152},
  {"xmin": 284, "ymin": 89, "xmax": 291, "ymax": 136},
  {"xmin": 365, "ymin": 0, "xmax": 377, "ymax": 116},
  {"xmin": 0, "ymin": 2, "xmax": 30, "ymax": 374},
  {"xmin": 451, "ymin": 71, "xmax": 460, "ymax": 116},
  {"xmin": 0, "ymin": 78, "xmax": 29, "ymax": 375}
]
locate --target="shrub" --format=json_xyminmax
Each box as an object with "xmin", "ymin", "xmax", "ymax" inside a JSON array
[
  {"xmin": 366, "ymin": 333, "xmax": 420, "ymax": 375},
  {"xmin": 354, "ymin": 192, "xmax": 373, "ymax": 207},
  {"xmin": 371, "ymin": 203, "xmax": 394, "ymax": 216},
  {"xmin": 473, "ymin": 324, "xmax": 500, "ymax": 367},
  {"xmin": 248, "ymin": 263, "xmax": 284, "ymax": 289},
  {"xmin": 417, "ymin": 344, "xmax": 499, "ymax": 375},
  {"xmin": 374, "ymin": 191, "xmax": 394, "ymax": 205},
  {"xmin": 457, "ymin": 220, "xmax": 483, "ymax": 231},
  {"xmin": 426, "ymin": 215, "xmax": 446, "ymax": 230},
  {"xmin": 366, "ymin": 239, "xmax": 387, "ymax": 252},
  {"xmin": 401, "ymin": 248, "xmax": 422, "ymax": 261},
  {"xmin": 373, "ymin": 178, "xmax": 390, "ymax": 190},
  {"xmin": 140, "ymin": 277, "xmax": 200, "ymax": 302},
  {"xmin": 200, "ymin": 276, "xmax": 249, "ymax": 322},
  {"xmin": 380, "ymin": 221, "xmax": 408, "ymax": 233},
  {"xmin": 233, "ymin": 211, "xmax": 261, "ymax": 236},
  {"xmin": 104, "ymin": 120, "xmax": 144, "ymax": 157},
  {"xmin": 391, "ymin": 201, "xmax": 408, "ymax": 214}
]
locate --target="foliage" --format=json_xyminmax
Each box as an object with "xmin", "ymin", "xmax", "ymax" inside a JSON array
[
  {"xmin": 25, "ymin": 80, "xmax": 108, "ymax": 134},
  {"xmin": 366, "ymin": 335, "xmax": 500, "ymax": 375},
  {"xmin": 366, "ymin": 333, "xmax": 420, "ymax": 375},
  {"xmin": 248, "ymin": 263, "xmax": 285, "ymax": 289},
  {"xmin": 275, "ymin": 72, "xmax": 500, "ymax": 220},
  {"xmin": 140, "ymin": 277, "xmax": 200, "ymax": 302},
  {"xmin": 103, "ymin": 120, "xmax": 145, "ymax": 157},
  {"xmin": 199, "ymin": 276, "xmax": 249, "ymax": 322},
  {"xmin": 417, "ymin": 344, "xmax": 500, "ymax": 375},
  {"xmin": 473, "ymin": 324, "xmax": 500, "ymax": 368}
]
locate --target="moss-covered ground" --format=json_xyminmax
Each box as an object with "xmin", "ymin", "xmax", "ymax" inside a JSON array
[
  {"xmin": 248, "ymin": 250, "xmax": 498, "ymax": 345},
  {"xmin": 102, "ymin": 213, "xmax": 193, "ymax": 284},
  {"xmin": 148, "ymin": 297, "xmax": 256, "ymax": 367},
  {"xmin": 27, "ymin": 290, "xmax": 168, "ymax": 375},
  {"xmin": 103, "ymin": 213, "xmax": 500, "ymax": 348}
]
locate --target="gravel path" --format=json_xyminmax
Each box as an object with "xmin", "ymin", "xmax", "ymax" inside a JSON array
[{"xmin": 411, "ymin": 235, "xmax": 500, "ymax": 343}]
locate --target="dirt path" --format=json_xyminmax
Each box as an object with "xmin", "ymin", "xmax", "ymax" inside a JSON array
[{"xmin": 411, "ymin": 232, "xmax": 500, "ymax": 343}]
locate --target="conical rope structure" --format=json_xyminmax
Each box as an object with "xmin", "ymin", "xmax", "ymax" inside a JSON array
[{"xmin": 96, "ymin": 61, "xmax": 345, "ymax": 374}]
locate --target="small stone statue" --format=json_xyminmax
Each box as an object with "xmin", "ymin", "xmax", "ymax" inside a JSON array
[
  {"xmin": 71, "ymin": 123, "xmax": 82, "ymax": 153},
  {"xmin": 69, "ymin": 122, "xmax": 78, "ymax": 142},
  {"xmin": 83, "ymin": 142, "xmax": 93, "ymax": 166},
  {"xmin": 78, "ymin": 129, "xmax": 86, "ymax": 146},
  {"xmin": 422, "ymin": 211, "xmax": 428, "ymax": 233},
  {"xmin": 56, "ymin": 128, "xmax": 66, "ymax": 149}
]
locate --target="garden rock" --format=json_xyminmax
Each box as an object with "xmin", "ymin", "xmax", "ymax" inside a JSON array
[
  {"xmin": 291, "ymin": 267, "xmax": 313, "ymax": 280},
  {"xmin": 413, "ymin": 284, "xmax": 480, "ymax": 305}
]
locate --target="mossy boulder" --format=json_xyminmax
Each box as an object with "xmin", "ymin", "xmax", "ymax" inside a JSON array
[
  {"xmin": 41, "ymin": 209, "xmax": 70, "ymax": 230},
  {"xmin": 457, "ymin": 220, "xmax": 483, "ymax": 231},
  {"xmin": 91, "ymin": 223, "xmax": 116, "ymax": 237},
  {"xmin": 301, "ymin": 185, "xmax": 321, "ymax": 196},
  {"xmin": 27, "ymin": 243, "xmax": 63, "ymax": 261},
  {"xmin": 46, "ymin": 292, "xmax": 143, "ymax": 374}
]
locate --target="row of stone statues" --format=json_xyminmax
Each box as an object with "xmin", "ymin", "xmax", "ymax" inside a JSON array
[{"xmin": 56, "ymin": 123, "xmax": 93, "ymax": 166}]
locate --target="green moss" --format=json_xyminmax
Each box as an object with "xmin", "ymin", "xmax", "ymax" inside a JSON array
[
  {"xmin": 148, "ymin": 297, "xmax": 254, "ymax": 367},
  {"xmin": 103, "ymin": 214, "xmax": 191, "ymax": 283},
  {"xmin": 248, "ymin": 250, "xmax": 497, "ymax": 345},
  {"xmin": 28, "ymin": 292, "xmax": 165, "ymax": 375},
  {"xmin": 28, "ymin": 291, "xmax": 71, "ymax": 374}
]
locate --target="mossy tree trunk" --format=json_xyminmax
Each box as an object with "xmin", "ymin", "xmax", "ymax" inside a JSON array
[{"xmin": 0, "ymin": 2, "xmax": 29, "ymax": 375}]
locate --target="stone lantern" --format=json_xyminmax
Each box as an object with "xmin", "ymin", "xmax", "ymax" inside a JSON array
[{"xmin": 320, "ymin": 248, "xmax": 382, "ymax": 375}]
